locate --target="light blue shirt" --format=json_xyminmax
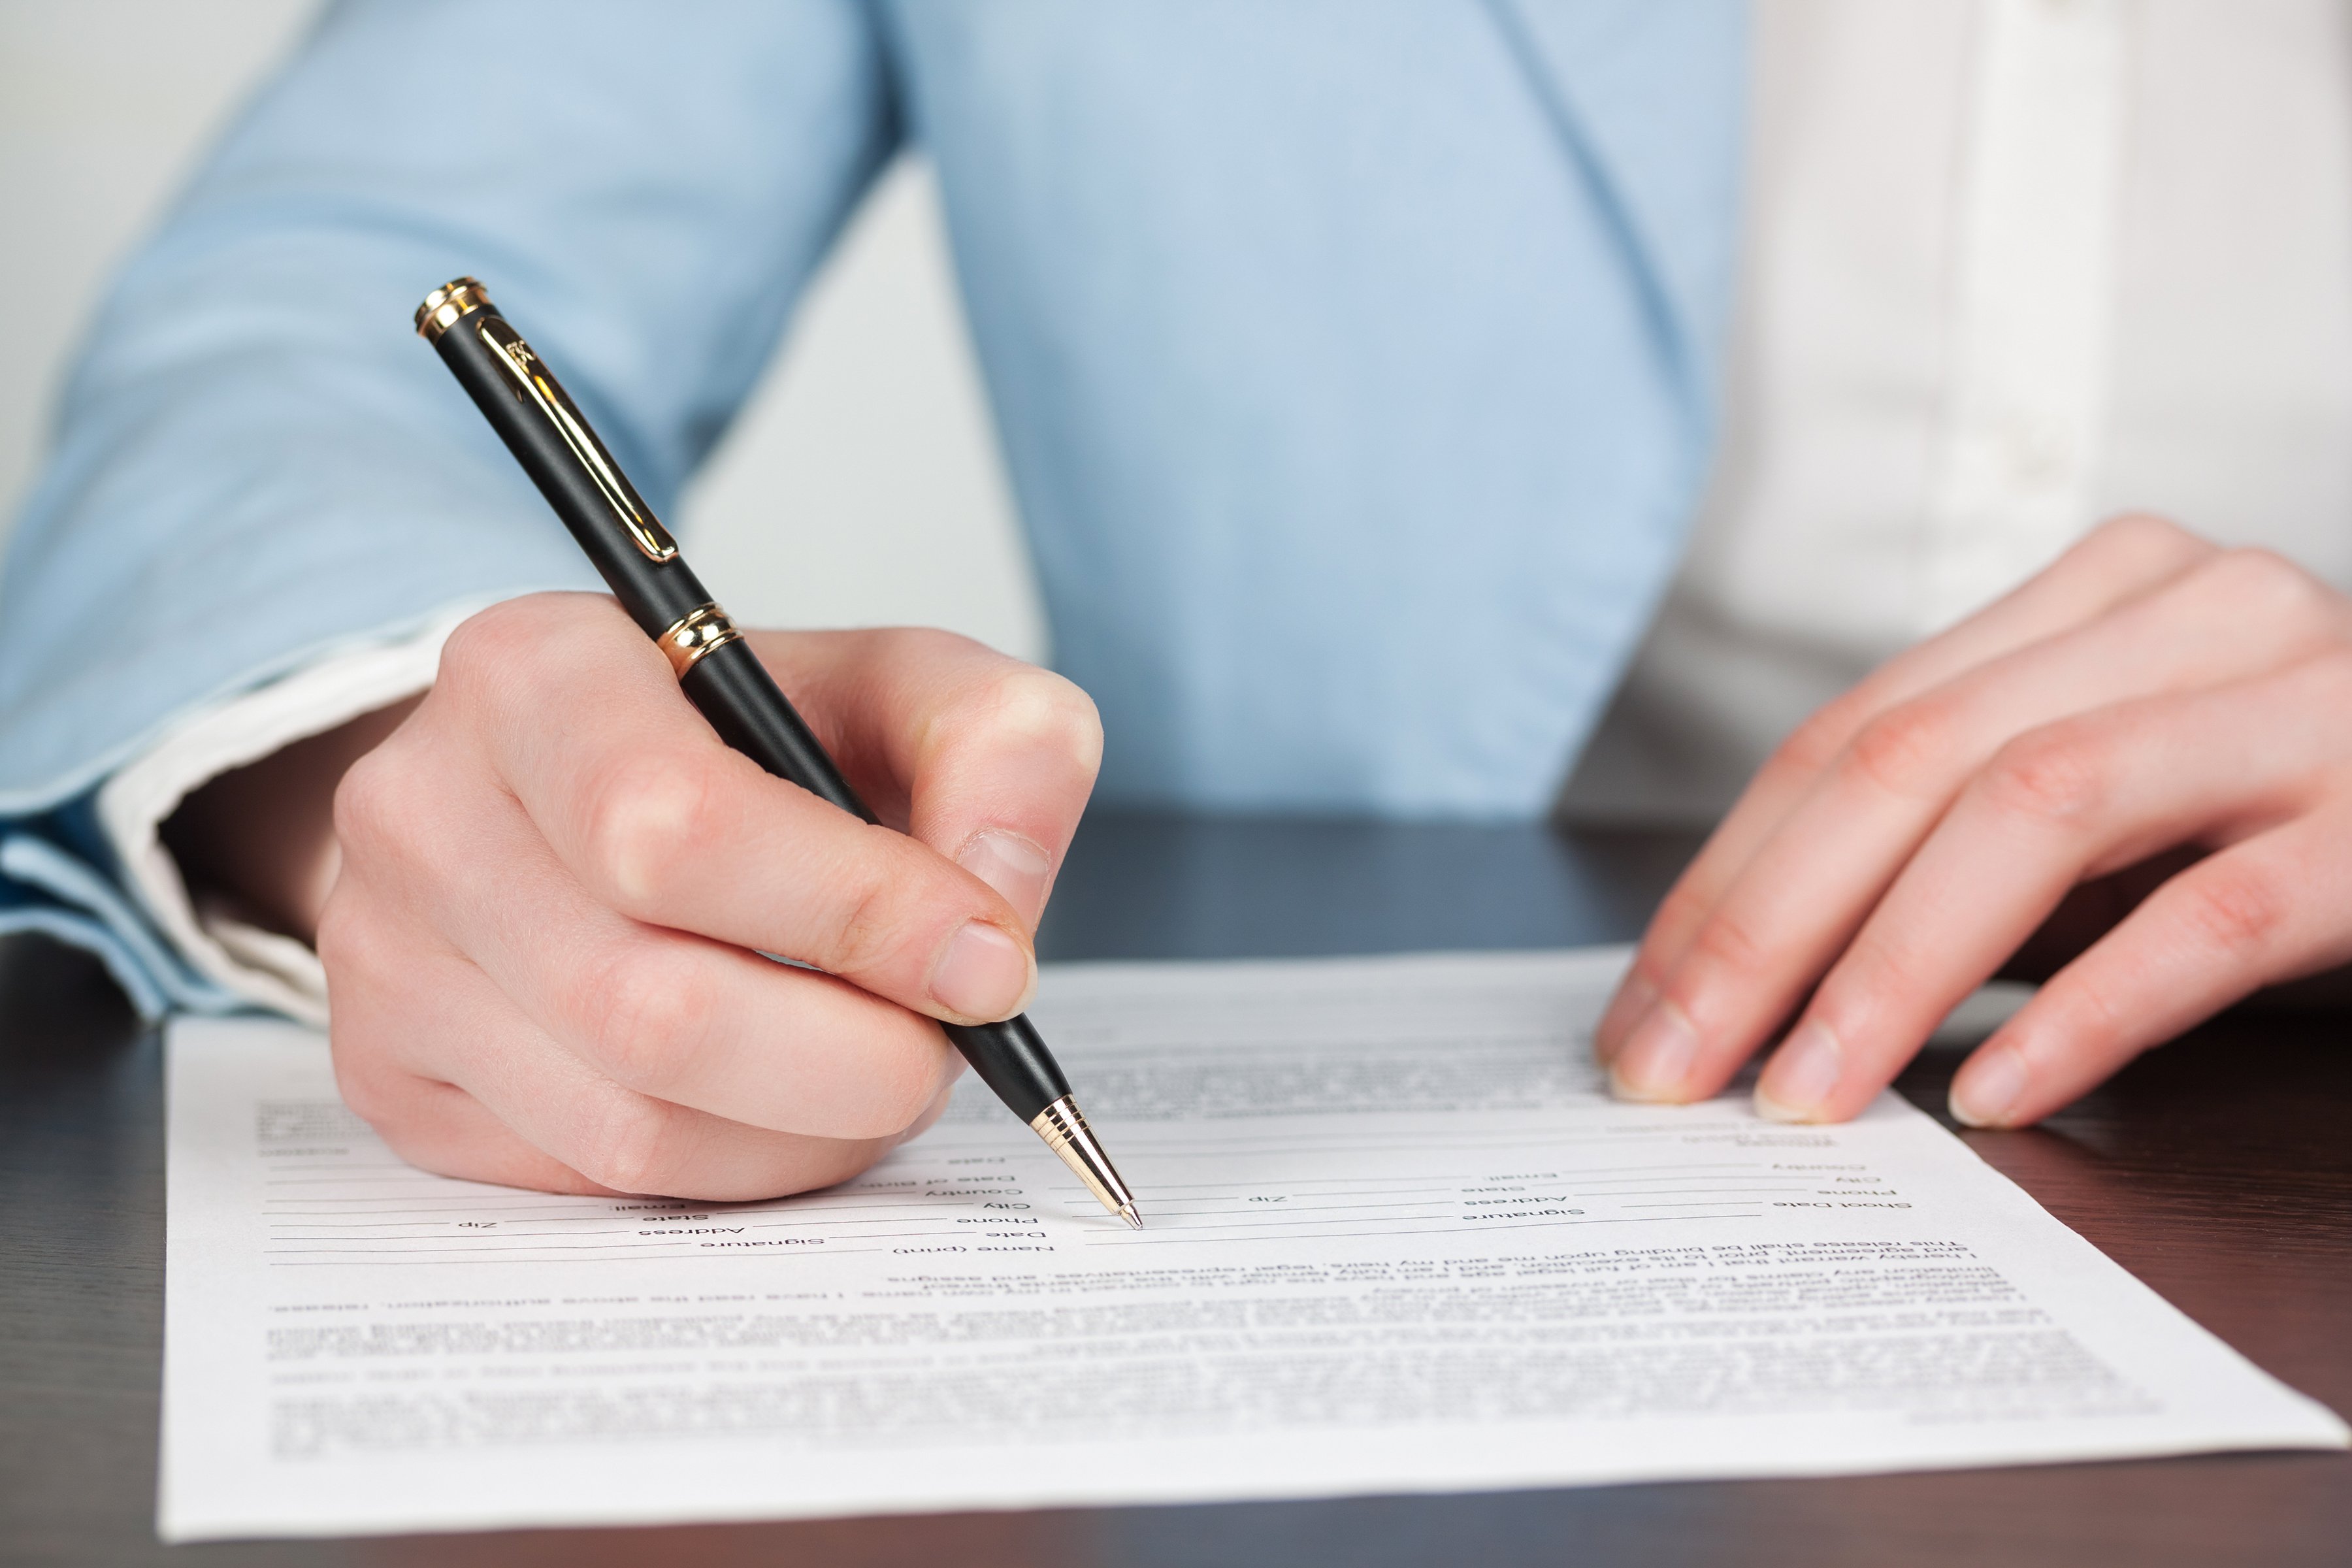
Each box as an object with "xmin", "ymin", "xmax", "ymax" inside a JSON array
[{"xmin": 0, "ymin": 0, "xmax": 1744, "ymax": 1010}]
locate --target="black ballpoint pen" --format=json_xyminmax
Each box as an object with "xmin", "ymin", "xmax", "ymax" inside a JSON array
[{"xmin": 414, "ymin": 278, "xmax": 1141, "ymax": 1228}]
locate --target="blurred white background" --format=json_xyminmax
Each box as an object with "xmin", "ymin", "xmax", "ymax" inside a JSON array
[{"xmin": 0, "ymin": 0, "xmax": 1045, "ymax": 661}]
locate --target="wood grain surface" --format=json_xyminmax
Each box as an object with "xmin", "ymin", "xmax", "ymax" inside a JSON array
[{"xmin": 2, "ymin": 815, "xmax": 2343, "ymax": 1567}]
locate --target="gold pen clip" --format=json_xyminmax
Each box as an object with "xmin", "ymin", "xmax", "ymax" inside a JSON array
[{"xmin": 474, "ymin": 314, "xmax": 679, "ymax": 564}]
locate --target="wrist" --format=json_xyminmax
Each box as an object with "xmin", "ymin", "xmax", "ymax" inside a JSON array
[{"xmin": 162, "ymin": 696, "xmax": 419, "ymax": 944}]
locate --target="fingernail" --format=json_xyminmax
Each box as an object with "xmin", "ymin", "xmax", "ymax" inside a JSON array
[
  {"xmin": 956, "ymin": 830, "xmax": 1053, "ymax": 927},
  {"xmin": 1594, "ymin": 971, "xmax": 1658, "ymax": 1063},
  {"xmin": 1951, "ymin": 1042, "xmax": 2029, "ymax": 1128},
  {"xmin": 1610, "ymin": 1000, "xmax": 1699, "ymax": 1102},
  {"xmin": 929, "ymin": 921, "xmax": 1034, "ymax": 1021},
  {"xmin": 1755, "ymin": 1019, "xmax": 1843, "ymax": 1123}
]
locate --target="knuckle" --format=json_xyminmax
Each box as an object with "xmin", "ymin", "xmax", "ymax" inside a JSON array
[
  {"xmin": 1843, "ymin": 697, "xmax": 1963, "ymax": 800},
  {"xmin": 2048, "ymin": 968, "xmax": 2131, "ymax": 1056},
  {"xmin": 578, "ymin": 754, "xmax": 723, "ymax": 912},
  {"xmin": 2176, "ymin": 866, "xmax": 2291, "ymax": 956},
  {"xmin": 315, "ymin": 890, "xmax": 400, "ymax": 1000},
  {"xmin": 1685, "ymin": 908, "xmax": 1772, "ymax": 987},
  {"xmin": 329, "ymin": 743, "xmax": 405, "ymax": 863},
  {"xmin": 790, "ymin": 1139, "xmax": 906, "ymax": 1194},
  {"xmin": 2202, "ymin": 547, "xmax": 2330, "ymax": 625},
  {"xmin": 436, "ymin": 597, "xmax": 545, "ymax": 694},
  {"xmin": 312, "ymin": 887, "xmax": 365, "ymax": 977},
  {"xmin": 1979, "ymin": 726, "xmax": 2110, "ymax": 826},
  {"xmin": 823, "ymin": 832, "xmax": 927, "ymax": 976},
  {"xmin": 2301, "ymin": 648, "xmax": 2352, "ymax": 710},
  {"xmin": 1835, "ymin": 928, "xmax": 1922, "ymax": 1001},
  {"xmin": 1646, "ymin": 883, "xmax": 1712, "ymax": 943},
  {"xmin": 330, "ymin": 720, "xmax": 456, "ymax": 875},
  {"xmin": 976, "ymin": 666, "xmax": 1105, "ymax": 773},
  {"xmin": 578, "ymin": 944, "xmax": 709, "ymax": 1094},
  {"xmin": 1775, "ymin": 702, "xmax": 1857, "ymax": 777},
  {"xmin": 2080, "ymin": 512, "xmax": 2198, "ymax": 566},
  {"xmin": 438, "ymin": 593, "xmax": 625, "ymax": 713},
  {"xmin": 573, "ymin": 1094, "xmax": 681, "ymax": 1197},
  {"xmin": 325, "ymin": 1026, "xmax": 408, "ymax": 1132},
  {"xmin": 327, "ymin": 1057, "xmax": 393, "ymax": 1129},
  {"xmin": 850, "ymin": 1032, "xmax": 951, "ymax": 1138},
  {"xmin": 881, "ymin": 625, "xmax": 975, "ymax": 664}
]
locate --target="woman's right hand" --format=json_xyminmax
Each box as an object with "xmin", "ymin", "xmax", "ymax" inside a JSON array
[{"xmin": 313, "ymin": 591, "xmax": 1103, "ymax": 1200}]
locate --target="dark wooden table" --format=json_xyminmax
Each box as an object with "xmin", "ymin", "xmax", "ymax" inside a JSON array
[{"xmin": 3, "ymin": 814, "xmax": 2345, "ymax": 1567}]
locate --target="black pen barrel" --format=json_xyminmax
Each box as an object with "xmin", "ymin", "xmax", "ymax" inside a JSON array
[
  {"xmin": 679, "ymin": 639, "xmax": 873, "ymax": 823},
  {"xmin": 945, "ymin": 1016, "xmax": 1072, "ymax": 1124},
  {"xmin": 415, "ymin": 279, "xmax": 1121, "ymax": 1215}
]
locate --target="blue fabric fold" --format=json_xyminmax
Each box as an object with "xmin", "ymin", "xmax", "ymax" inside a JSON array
[{"xmin": 0, "ymin": 796, "xmax": 238, "ymax": 1020}]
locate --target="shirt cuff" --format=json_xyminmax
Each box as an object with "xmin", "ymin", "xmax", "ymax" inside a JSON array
[{"xmin": 93, "ymin": 600, "xmax": 488, "ymax": 1026}]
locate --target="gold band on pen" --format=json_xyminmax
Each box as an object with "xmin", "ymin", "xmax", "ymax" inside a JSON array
[
  {"xmin": 415, "ymin": 277, "xmax": 493, "ymax": 342},
  {"xmin": 1029, "ymin": 1095, "xmax": 1141, "ymax": 1226},
  {"xmin": 658, "ymin": 604, "xmax": 742, "ymax": 678}
]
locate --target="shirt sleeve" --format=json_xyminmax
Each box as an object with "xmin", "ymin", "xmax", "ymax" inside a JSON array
[
  {"xmin": 95, "ymin": 602, "xmax": 485, "ymax": 1026},
  {"xmin": 0, "ymin": 0, "xmax": 904, "ymax": 1017}
]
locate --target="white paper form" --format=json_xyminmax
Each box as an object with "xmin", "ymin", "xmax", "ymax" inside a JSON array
[{"xmin": 160, "ymin": 948, "xmax": 2347, "ymax": 1541}]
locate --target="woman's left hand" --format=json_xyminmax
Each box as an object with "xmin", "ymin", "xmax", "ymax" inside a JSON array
[{"xmin": 1594, "ymin": 514, "xmax": 2352, "ymax": 1128}]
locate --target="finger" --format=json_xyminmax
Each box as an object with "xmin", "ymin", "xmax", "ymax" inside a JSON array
[
  {"xmin": 324, "ymin": 768, "xmax": 606, "ymax": 1194},
  {"xmin": 1597, "ymin": 515, "xmax": 2219, "ymax": 1056},
  {"xmin": 1948, "ymin": 800, "xmax": 2352, "ymax": 1128},
  {"xmin": 335, "ymin": 750, "xmax": 962, "ymax": 1139},
  {"xmin": 752, "ymin": 628, "xmax": 1103, "ymax": 930},
  {"xmin": 433, "ymin": 594, "xmax": 1038, "ymax": 1025},
  {"xmin": 324, "ymin": 879, "xmax": 620, "ymax": 1192},
  {"xmin": 338, "ymin": 987, "xmax": 957, "ymax": 1198},
  {"xmin": 1609, "ymin": 547, "xmax": 2352, "ymax": 1102},
  {"xmin": 1997, "ymin": 845, "xmax": 2203, "ymax": 982},
  {"xmin": 437, "ymin": 973, "xmax": 932, "ymax": 1202},
  {"xmin": 1754, "ymin": 659, "xmax": 2352, "ymax": 1121},
  {"xmin": 327, "ymin": 901, "xmax": 923, "ymax": 1200},
  {"xmin": 335, "ymin": 1059, "xmax": 617, "ymax": 1196}
]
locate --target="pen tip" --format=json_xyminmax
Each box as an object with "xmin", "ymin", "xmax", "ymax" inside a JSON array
[{"xmin": 1120, "ymin": 1203, "xmax": 1144, "ymax": 1231}]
